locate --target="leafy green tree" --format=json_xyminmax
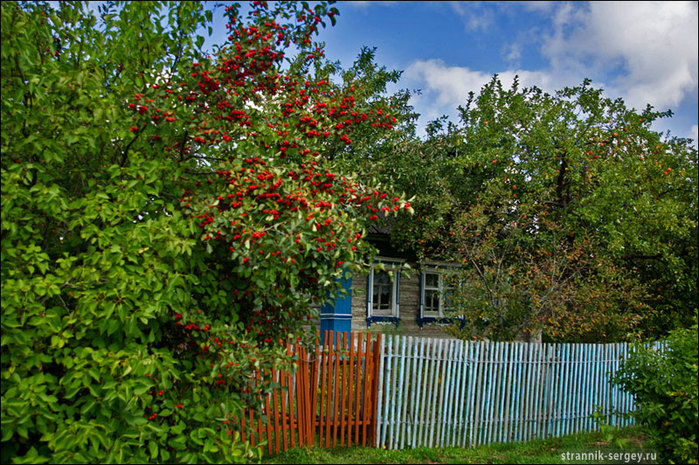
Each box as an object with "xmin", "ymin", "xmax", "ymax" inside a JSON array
[
  {"xmin": 1, "ymin": 1, "xmax": 409, "ymax": 462},
  {"xmin": 389, "ymin": 76, "xmax": 698, "ymax": 342}
]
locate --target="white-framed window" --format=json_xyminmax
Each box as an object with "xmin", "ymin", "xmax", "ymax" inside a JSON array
[
  {"xmin": 366, "ymin": 258, "xmax": 404, "ymax": 320},
  {"xmin": 420, "ymin": 267, "xmax": 456, "ymax": 319}
]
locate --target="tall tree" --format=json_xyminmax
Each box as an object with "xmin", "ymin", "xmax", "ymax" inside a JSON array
[
  {"xmin": 389, "ymin": 76, "xmax": 698, "ymax": 342},
  {"xmin": 1, "ymin": 1, "xmax": 410, "ymax": 462}
]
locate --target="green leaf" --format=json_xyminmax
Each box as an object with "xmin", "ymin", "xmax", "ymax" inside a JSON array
[{"xmin": 149, "ymin": 441, "xmax": 158, "ymax": 459}]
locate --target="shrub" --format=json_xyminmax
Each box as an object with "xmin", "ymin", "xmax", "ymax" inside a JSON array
[{"xmin": 614, "ymin": 321, "xmax": 699, "ymax": 464}]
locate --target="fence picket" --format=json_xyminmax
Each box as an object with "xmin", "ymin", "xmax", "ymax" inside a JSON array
[
  {"xmin": 484, "ymin": 342, "xmax": 493, "ymax": 445},
  {"xmin": 339, "ymin": 332, "xmax": 348, "ymax": 447},
  {"xmin": 589, "ymin": 344, "xmax": 598, "ymax": 432},
  {"xmin": 582, "ymin": 344, "xmax": 590, "ymax": 433},
  {"xmin": 392, "ymin": 335, "xmax": 402, "ymax": 449},
  {"xmin": 603, "ymin": 343, "xmax": 611, "ymax": 426},
  {"xmin": 355, "ymin": 332, "xmax": 364, "ymax": 446},
  {"xmin": 364, "ymin": 334, "xmax": 375, "ymax": 446},
  {"xmin": 334, "ymin": 333, "xmax": 342, "ymax": 446},
  {"xmin": 533, "ymin": 343, "xmax": 543, "ymax": 440},
  {"xmin": 509, "ymin": 343, "xmax": 519, "ymax": 443},
  {"xmin": 469, "ymin": 341, "xmax": 480, "ymax": 446},
  {"xmin": 563, "ymin": 343, "xmax": 571, "ymax": 437},
  {"xmin": 281, "ymin": 354, "xmax": 290, "ymax": 451},
  {"xmin": 272, "ymin": 369, "xmax": 281, "ymax": 453},
  {"xmin": 496, "ymin": 342, "xmax": 507, "ymax": 444},
  {"xmin": 436, "ymin": 339, "xmax": 448, "ymax": 447},
  {"xmin": 263, "ymin": 376, "xmax": 273, "ymax": 455},
  {"xmin": 374, "ymin": 333, "xmax": 384, "ymax": 448},
  {"xmin": 519, "ymin": 342, "xmax": 528, "ymax": 442},
  {"xmin": 478, "ymin": 342, "xmax": 486, "ymax": 445},
  {"xmin": 460, "ymin": 341, "xmax": 472, "ymax": 447},
  {"xmin": 401, "ymin": 336, "xmax": 412, "ymax": 449},
  {"xmin": 504, "ymin": 342, "xmax": 514, "ymax": 443},
  {"xmin": 498, "ymin": 342, "xmax": 508, "ymax": 443},
  {"xmin": 371, "ymin": 334, "xmax": 382, "ymax": 446},
  {"xmin": 485, "ymin": 342, "xmax": 496, "ymax": 445},
  {"xmin": 414, "ymin": 337, "xmax": 426, "ymax": 447},
  {"xmin": 575, "ymin": 344, "xmax": 584, "ymax": 434},
  {"xmin": 435, "ymin": 339, "xmax": 445, "ymax": 447},
  {"xmin": 294, "ymin": 347, "xmax": 303, "ymax": 447},
  {"xmin": 381, "ymin": 334, "xmax": 391, "ymax": 448},
  {"xmin": 443, "ymin": 339, "xmax": 454, "ymax": 446},
  {"xmin": 347, "ymin": 332, "xmax": 356, "ymax": 447},
  {"xmin": 407, "ymin": 337, "xmax": 418, "ymax": 448},
  {"xmin": 546, "ymin": 344, "xmax": 557, "ymax": 438},
  {"xmin": 453, "ymin": 340, "xmax": 466, "ymax": 447},
  {"xmin": 621, "ymin": 343, "xmax": 629, "ymax": 427},
  {"xmin": 568, "ymin": 343, "xmax": 577, "ymax": 435}
]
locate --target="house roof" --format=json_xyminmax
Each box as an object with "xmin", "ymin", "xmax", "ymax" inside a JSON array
[{"xmin": 366, "ymin": 212, "xmax": 418, "ymax": 261}]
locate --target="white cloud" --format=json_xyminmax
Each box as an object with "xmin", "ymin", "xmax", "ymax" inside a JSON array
[
  {"xmin": 519, "ymin": 1, "xmax": 557, "ymax": 14},
  {"xmin": 403, "ymin": 58, "xmax": 569, "ymax": 123},
  {"xmin": 449, "ymin": 1, "xmax": 495, "ymax": 32},
  {"xmin": 690, "ymin": 124, "xmax": 698, "ymax": 145},
  {"xmin": 404, "ymin": 59, "xmax": 490, "ymax": 113},
  {"xmin": 346, "ymin": 1, "xmax": 397, "ymax": 10},
  {"xmin": 540, "ymin": 1, "xmax": 698, "ymax": 111},
  {"xmin": 396, "ymin": 2, "xmax": 697, "ymax": 139},
  {"xmin": 502, "ymin": 42, "xmax": 522, "ymax": 64}
]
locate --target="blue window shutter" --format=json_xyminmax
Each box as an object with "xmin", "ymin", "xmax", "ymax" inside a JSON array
[
  {"xmin": 418, "ymin": 271, "xmax": 424, "ymax": 327},
  {"xmin": 395, "ymin": 268, "xmax": 400, "ymax": 319},
  {"xmin": 366, "ymin": 269, "xmax": 372, "ymax": 326}
]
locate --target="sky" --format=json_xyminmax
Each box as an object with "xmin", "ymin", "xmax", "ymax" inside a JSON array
[
  {"xmin": 204, "ymin": 1, "xmax": 698, "ymax": 145},
  {"xmin": 334, "ymin": 1, "xmax": 699, "ymax": 144}
]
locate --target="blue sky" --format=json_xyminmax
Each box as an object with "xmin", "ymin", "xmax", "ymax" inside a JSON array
[{"xmin": 209, "ymin": 1, "xmax": 698, "ymax": 144}]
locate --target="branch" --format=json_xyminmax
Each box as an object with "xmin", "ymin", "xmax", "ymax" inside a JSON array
[
  {"xmin": 178, "ymin": 130, "xmax": 189, "ymax": 162},
  {"xmin": 170, "ymin": 7, "xmax": 185, "ymax": 75},
  {"xmin": 121, "ymin": 129, "xmax": 142, "ymax": 167},
  {"xmin": 469, "ymin": 258, "xmax": 496, "ymax": 305},
  {"xmin": 183, "ymin": 169, "xmax": 217, "ymax": 176},
  {"xmin": 179, "ymin": 154, "xmax": 229, "ymax": 163},
  {"xmin": 622, "ymin": 253, "xmax": 663, "ymax": 262},
  {"xmin": 555, "ymin": 155, "xmax": 568, "ymax": 208}
]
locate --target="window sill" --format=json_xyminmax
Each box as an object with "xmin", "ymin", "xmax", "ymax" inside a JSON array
[
  {"xmin": 417, "ymin": 317, "xmax": 463, "ymax": 328},
  {"xmin": 366, "ymin": 316, "xmax": 400, "ymax": 327}
]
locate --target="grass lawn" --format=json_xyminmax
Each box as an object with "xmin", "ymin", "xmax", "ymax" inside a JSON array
[{"xmin": 262, "ymin": 427, "xmax": 653, "ymax": 464}]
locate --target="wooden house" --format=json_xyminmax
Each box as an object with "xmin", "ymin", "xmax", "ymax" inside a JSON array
[{"xmin": 318, "ymin": 226, "xmax": 460, "ymax": 339}]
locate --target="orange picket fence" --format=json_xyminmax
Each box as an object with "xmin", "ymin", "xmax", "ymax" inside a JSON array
[{"xmin": 234, "ymin": 331, "xmax": 382, "ymax": 455}]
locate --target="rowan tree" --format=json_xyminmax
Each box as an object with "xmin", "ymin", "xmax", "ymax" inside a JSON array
[{"xmin": 1, "ymin": 1, "xmax": 410, "ymax": 462}]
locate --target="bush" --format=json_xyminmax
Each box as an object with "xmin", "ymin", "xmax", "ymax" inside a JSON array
[
  {"xmin": 1, "ymin": 1, "xmax": 409, "ymax": 462},
  {"xmin": 614, "ymin": 321, "xmax": 699, "ymax": 464}
]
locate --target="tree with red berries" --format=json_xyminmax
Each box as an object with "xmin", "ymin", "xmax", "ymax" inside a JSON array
[
  {"xmin": 1, "ymin": 1, "xmax": 412, "ymax": 462},
  {"xmin": 388, "ymin": 76, "xmax": 698, "ymax": 342}
]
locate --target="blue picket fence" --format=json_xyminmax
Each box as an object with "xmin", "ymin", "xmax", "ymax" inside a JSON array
[{"xmin": 374, "ymin": 336, "xmax": 654, "ymax": 449}]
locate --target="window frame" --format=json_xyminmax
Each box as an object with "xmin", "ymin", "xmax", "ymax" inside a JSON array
[
  {"xmin": 366, "ymin": 257, "xmax": 404, "ymax": 326},
  {"xmin": 418, "ymin": 262, "xmax": 460, "ymax": 327}
]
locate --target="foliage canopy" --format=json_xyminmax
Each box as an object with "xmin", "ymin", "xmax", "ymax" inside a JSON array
[{"xmin": 386, "ymin": 76, "xmax": 698, "ymax": 341}]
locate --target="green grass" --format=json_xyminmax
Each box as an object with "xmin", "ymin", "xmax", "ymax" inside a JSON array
[{"xmin": 261, "ymin": 427, "xmax": 651, "ymax": 464}]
